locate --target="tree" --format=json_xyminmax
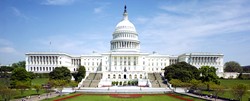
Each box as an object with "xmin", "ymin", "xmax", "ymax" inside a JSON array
[
  {"xmin": 10, "ymin": 67, "xmax": 32, "ymax": 88},
  {"xmin": 169, "ymin": 79, "xmax": 183, "ymax": 89},
  {"xmin": 49, "ymin": 66, "xmax": 71, "ymax": 82},
  {"xmin": 242, "ymin": 66, "xmax": 250, "ymax": 73},
  {"xmin": 74, "ymin": 66, "xmax": 86, "ymax": 82},
  {"xmin": 12, "ymin": 61, "xmax": 25, "ymax": 68},
  {"xmin": 190, "ymin": 79, "xmax": 203, "ymax": 90},
  {"xmin": 224, "ymin": 61, "xmax": 242, "ymax": 72},
  {"xmin": 0, "ymin": 66, "xmax": 13, "ymax": 87},
  {"xmin": 33, "ymin": 84, "xmax": 42, "ymax": 94},
  {"xmin": 210, "ymin": 84, "xmax": 225, "ymax": 101},
  {"xmin": 231, "ymin": 84, "xmax": 248, "ymax": 101},
  {"xmin": 0, "ymin": 85, "xmax": 17, "ymax": 101},
  {"xmin": 199, "ymin": 66, "xmax": 220, "ymax": 90},
  {"xmin": 68, "ymin": 81, "xmax": 78, "ymax": 90},
  {"xmin": 15, "ymin": 81, "xmax": 30, "ymax": 95},
  {"xmin": 164, "ymin": 62, "xmax": 200, "ymax": 82},
  {"xmin": 50, "ymin": 80, "xmax": 67, "ymax": 96}
]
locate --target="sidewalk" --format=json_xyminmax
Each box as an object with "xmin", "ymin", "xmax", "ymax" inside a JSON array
[
  {"xmin": 180, "ymin": 92, "xmax": 227, "ymax": 101},
  {"xmin": 11, "ymin": 92, "xmax": 59, "ymax": 101},
  {"xmin": 173, "ymin": 87, "xmax": 227, "ymax": 101}
]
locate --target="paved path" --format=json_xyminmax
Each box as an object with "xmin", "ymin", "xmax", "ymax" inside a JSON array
[
  {"xmin": 11, "ymin": 92, "xmax": 60, "ymax": 101},
  {"xmin": 174, "ymin": 87, "xmax": 227, "ymax": 101},
  {"xmin": 179, "ymin": 92, "xmax": 227, "ymax": 101}
]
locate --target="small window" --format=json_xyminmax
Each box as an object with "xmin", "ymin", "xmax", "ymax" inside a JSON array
[{"xmin": 108, "ymin": 74, "xmax": 110, "ymax": 79}]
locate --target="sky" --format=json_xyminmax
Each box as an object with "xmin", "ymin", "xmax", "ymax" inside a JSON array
[{"xmin": 0, "ymin": 0, "xmax": 250, "ymax": 66}]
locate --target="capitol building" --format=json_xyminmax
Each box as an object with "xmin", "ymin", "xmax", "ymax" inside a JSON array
[{"xmin": 25, "ymin": 6, "xmax": 224, "ymax": 87}]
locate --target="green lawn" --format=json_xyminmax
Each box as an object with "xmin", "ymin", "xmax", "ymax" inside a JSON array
[
  {"xmin": 13, "ymin": 89, "xmax": 47, "ymax": 99},
  {"xmin": 203, "ymin": 90, "xmax": 250, "ymax": 101},
  {"xmin": 31, "ymin": 78, "xmax": 49, "ymax": 85},
  {"xmin": 43, "ymin": 93, "xmax": 205, "ymax": 101},
  {"xmin": 219, "ymin": 79, "xmax": 250, "ymax": 88},
  {"xmin": 202, "ymin": 79, "xmax": 250, "ymax": 101},
  {"xmin": 0, "ymin": 78, "xmax": 49, "ymax": 100},
  {"xmin": 0, "ymin": 89, "xmax": 47, "ymax": 100}
]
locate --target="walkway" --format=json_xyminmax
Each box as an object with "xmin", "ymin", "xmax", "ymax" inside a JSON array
[
  {"xmin": 11, "ymin": 92, "xmax": 60, "ymax": 101},
  {"xmin": 174, "ymin": 87, "xmax": 227, "ymax": 101},
  {"xmin": 77, "ymin": 87, "xmax": 172, "ymax": 94}
]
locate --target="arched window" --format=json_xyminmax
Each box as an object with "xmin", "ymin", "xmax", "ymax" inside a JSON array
[
  {"xmin": 30, "ymin": 67, "xmax": 32, "ymax": 71},
  {"xmin": 134, "ymin": 74, "xmax": 137, "ymax": 79},
  {"xmin": 118, "ymin": 74, "xmax": 121, "ymax": 79},
  {"xmin": 108, "ymin": 74, "xmax": 110, "ymax": 79},
  {"xmin": 140, "ymin": 74, "xmax": 142, "ymax": 79},
  {"xmin": 129, "ymin": 74, "xmax": 132, "ymax": 79},
  {"xmin": 113, "ymin": 74, "xmax": 116, "ymax": 79}
]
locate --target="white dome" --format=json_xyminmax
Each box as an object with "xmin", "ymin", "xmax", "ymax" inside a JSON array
[
  {"xmin": 110, "ymin": 5, "xmax": 140, "ymax": 52},
  {"xmin": 114, "ymin": 13, "xmax": 136, "ymax": 32}
]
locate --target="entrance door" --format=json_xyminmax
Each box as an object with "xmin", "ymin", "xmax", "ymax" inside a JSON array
[{"xmin": 124, "ymin": 74, "xmax": 126, "ymax": 79}]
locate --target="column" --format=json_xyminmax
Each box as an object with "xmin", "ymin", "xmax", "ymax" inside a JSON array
[
  {"xmin": 56, "ymin": 56, "xmax": 58, "ymax": 64},
  {"xmin": 42, "ymin": 56, "xmax": 44, "ymax": 64},
  {"xmin": 129, "ymin": 42, "xmax": 131, "ymax": 48}
]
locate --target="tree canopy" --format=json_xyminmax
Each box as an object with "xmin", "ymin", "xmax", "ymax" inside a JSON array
[
  {"xmin": 199, "ymin": 66, "xmax": 219, "ymax": 84},
  {"xmin": 49, "ymin": 66, "xmax": 71, "ymax": 82},
  {"xmin": 74, "ymin": 66, "xmax": 86, "ymax": 82},
  {"xmin": 242, "ymin": 66, "xmax": 250, "ymax": 73},
  {"xmin": 231, "ymin": 84, "xmax": 248, "ymax": 101},
  {"xmin": 224, "ymin": 61, "xmax": 242, "ymax": 72},
  {"xmin": 11, "ymin": 61, "xmax": 26, "ymax": 68},
  {"xmin": 164, "ymin": 62, "xmax": 200, "ymax": 82},
  {"xmin": 10, "ymin": 67, "xmax": 32, "ymax": 88}
]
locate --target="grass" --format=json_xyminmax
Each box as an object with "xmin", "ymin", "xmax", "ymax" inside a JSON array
[
  {"xmin": 13, "ymin": 89, "xmax": 47, "ymax": 99},
  {"xmin": 218, "ymin": 79, "xmax": 250, "ymax": 88},
  {"xmin": 43, "ymin": 93, "xmax": 205, "ymax": 101},
  {"xmin": 0, "ymin": 89, "xmax": 47, "ymax": 100},
  {"xmin": 201, "ymin": 79, "xmax": 250, "ymax": 101},
  {"xmin": 0, "ymin": 78, "xmax": 49, "ymax": 100},
  {"xmin": 31, "ymin": 78, "xmax": 49, "ymax": 85},
  {"xmin": 202, "ymin": 90, "xmax": 250, "ymax": 101}
]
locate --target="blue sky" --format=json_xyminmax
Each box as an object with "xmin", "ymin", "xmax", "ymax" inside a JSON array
[{"xmin": 0, "ymin": 0, "xmax": 250, "ymax": 66}]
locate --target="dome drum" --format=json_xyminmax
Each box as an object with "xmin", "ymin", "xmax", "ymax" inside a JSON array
[{"xmin": 110, "ymin": 5, "xmax": 140, "ymax": 52}]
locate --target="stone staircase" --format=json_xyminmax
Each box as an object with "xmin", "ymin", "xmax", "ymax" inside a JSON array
[
  {"xmin": 154, "ymin": 73, "xmax": 167, "ymax": 88},
  {"xmin": 148, "ymin": 73, "xmax": 168, "ymax": 88},
  {"xmin": 82, "ymin": 73, "xmax": 102, "ymax": 87}
]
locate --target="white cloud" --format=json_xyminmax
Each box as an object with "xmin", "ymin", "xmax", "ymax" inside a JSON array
[
  {"xmin": 94, "ymin": 7, "xmax": 102, "ymax": 14},
  {"xmin": 93, "ymin": 2, "xmax": 110, "ymax": 14},
  {"xmin": 0, "ymin": 47, "xmax": 16, "ymax": 53},
  {"xmin": 0, "ymin": 39, "xmax": 18, "ymax": 54},
  {"xmin": 138, "ymin": 0, "xmax": 250, "ymax": 56},
  {"xmin": 0, "ymin": 39, "xmax": 12, "ymax": 46},
  {"xmin": 11, "ymin": 7, "xmax": 29, "ymax": 20},
  {"xmin": 36, "ymin": 32, "xmax": 110, "ymax": 55},
  {"xmin": 42, "ymin": 0, "xmax": 75, "ymax": 5}
]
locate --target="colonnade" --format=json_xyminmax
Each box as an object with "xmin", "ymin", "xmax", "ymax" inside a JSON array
[
  {"xmin": 29, "ymin": 66, "xmax": 55, "ymax": 72},
  {"xmin": 28, "ymin": 56, "xmax": 58, "ymax": 65},
  {"xmin": 72, "ymin": 59, "xmax": 81, "ymax": 66},
  {"xmin": 189, "ymin": 57, "xmax": 221, "ymax": 65},
  {"xmin": 113, "ymin": 33, "xmax": 137, "ymax": 39},
  {"xmin": 112, "ymin": 56, "xmax": 138, "ymax": 66},
  {"xmin": 170, "ymin": 59, "xmax": 178, "ymax": 65},
  {"xmin": 111, "ymin": 41, "xmax": 139, "ymax": 50}
]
